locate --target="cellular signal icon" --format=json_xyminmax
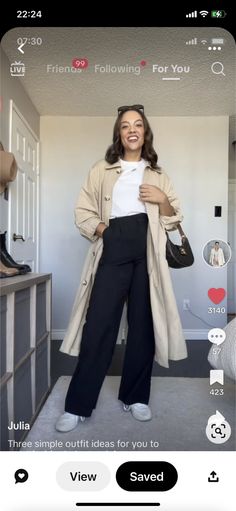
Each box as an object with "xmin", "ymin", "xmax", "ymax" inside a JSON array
[
  {"xmin": 186, "ymin": 38, "xmax": 197, "ymax": 45},
  {"xmin": 186, "ymin": 11, "xmax": 197, "ymax": 18}
]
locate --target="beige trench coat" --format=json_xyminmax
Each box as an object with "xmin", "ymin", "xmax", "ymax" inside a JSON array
[{"xmin": 60, "ymin": 159, "xmax": 187, "ymax": 368}]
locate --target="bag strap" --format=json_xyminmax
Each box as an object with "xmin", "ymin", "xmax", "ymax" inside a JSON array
[
  {"xmin": 165, "ymin": 224, "xmax": 187, "ymax": 240},
  {"xmin": 177, "ymin": 224, "xmax": 187, "ymax": 239}
]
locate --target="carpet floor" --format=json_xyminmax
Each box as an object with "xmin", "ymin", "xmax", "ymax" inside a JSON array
[{"xmin": 21, "ymin": 376, "xmax": 235, "ymax": 451}]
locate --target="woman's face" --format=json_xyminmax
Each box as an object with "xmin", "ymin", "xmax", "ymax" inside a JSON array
[{"xmin": 119, "ymin": 110, "xmax": 145, "ymax": 155}]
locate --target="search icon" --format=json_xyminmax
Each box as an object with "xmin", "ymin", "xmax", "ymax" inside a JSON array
[
  {"xmin": 215, "ymin": 427, "xmax": 223, "ymax": 435},
  {"xmin": 211, "ymin": 61, "xmax": 226, "ymax": 76}
]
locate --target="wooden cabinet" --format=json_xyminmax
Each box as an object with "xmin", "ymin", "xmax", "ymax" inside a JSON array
[{"xmin": 0, "ymin": 273, "xmax": 51, "ymax": 450}]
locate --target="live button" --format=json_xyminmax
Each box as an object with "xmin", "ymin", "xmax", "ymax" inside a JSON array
[{"xmin": 116, "ymin": 461, "xmax": 178, "ymax": 491}]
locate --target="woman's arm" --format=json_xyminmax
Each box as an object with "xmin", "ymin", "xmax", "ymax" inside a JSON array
[
  {"xmin": 140, "ymin": 173, "xmax": 183, "ymax": 231},
  {"xmin": 209, "ymin": 249, "xmax": 214, "ymax": 265},
  {"xmin": 220, "ymin": 248, "xmax": 225, "ymax": 265},
  {"xmin": 159, "ymin": 176, "xmax": 183, "ymax": 231},
  {"xmin": 158, "ymin": 196, "xmax": 175, "ymax": 217},
  {"xmin": 74, "ymin": 164, "xmax": 103, "ymax": 241}
]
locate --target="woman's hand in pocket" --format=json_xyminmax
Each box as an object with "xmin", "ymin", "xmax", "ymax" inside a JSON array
[
  {"xmin": 102, "ymin": 226, "xmax": 110, "ymax": 240},
  {"xmin": 96, "ymin": 222, "xmax": 108, "ymax": 238}
]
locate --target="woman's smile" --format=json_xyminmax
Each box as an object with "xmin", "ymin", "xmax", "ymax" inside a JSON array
[{"xmin": 127, "ymin": 135, "xmax": 139, "ymax": 142}]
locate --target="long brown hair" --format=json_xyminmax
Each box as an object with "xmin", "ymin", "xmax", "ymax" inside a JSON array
[{"xmin": 105, "ymin": 108, "xmax": 160, "ymax": 169}]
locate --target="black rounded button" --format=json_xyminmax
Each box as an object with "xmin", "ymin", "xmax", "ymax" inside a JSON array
[{"xmin": 116, "ymin": 461, "xmax": 178, "ymax": 491}]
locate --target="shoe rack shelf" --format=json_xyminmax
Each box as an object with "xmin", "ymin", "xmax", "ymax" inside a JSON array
[{"xmin": 0, "ymin": 273, "xmax": 51, "ymax": 450}]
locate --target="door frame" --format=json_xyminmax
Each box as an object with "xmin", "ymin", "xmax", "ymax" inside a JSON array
[{"xmin": 8, "ymin": 100, "xmax": 40, "ymax": 271}]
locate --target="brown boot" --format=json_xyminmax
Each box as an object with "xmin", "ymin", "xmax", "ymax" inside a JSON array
[{"xmin": 0, "ymin": 261, "xmax": 20, "ymax": 278}]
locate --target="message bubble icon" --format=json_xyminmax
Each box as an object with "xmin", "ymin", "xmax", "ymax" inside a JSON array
[
  {"xmin": 14, "ymin": 469, "xmax": 29, "ymax": 484},
  {"xmin": 208, "ymin": 328, "xmax": 226, "ymax": 345},
  {"xmin": 210, "ymin": 369, "xmax": 224, "ymax": 385}
]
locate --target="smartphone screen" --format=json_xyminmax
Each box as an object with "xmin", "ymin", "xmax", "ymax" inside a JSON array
[{"xmin": 0, "ymin": 6, "xmax": 235, "ymax": 511}]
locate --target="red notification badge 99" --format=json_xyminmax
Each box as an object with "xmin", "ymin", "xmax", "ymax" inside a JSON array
[{"xmin": 72, "ymin": 57, "xmax": 89, "ymax": 69}]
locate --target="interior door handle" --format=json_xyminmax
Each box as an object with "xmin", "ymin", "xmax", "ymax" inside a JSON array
[{"xmin": 13, "ymin": 233, "xmax": 25, "ymax": 242}]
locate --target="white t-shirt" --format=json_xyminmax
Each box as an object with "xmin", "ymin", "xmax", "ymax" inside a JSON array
[{"xmin": 110, "ymin": 159, "xmax": 147, "ymax": 218}]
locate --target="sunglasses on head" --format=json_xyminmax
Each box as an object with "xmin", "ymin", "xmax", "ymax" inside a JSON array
[{"xmin": 117, "ymin": 104, "xmax": 144, "ymax": 114}]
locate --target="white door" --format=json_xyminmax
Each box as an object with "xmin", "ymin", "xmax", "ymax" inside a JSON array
[
  {"xmin": 228, "ymin": 179, "xmax": 236, "ymax": 314},
  {"xmin": 8, "ymin": 101, "xmax": 39, "ymax": 272}
]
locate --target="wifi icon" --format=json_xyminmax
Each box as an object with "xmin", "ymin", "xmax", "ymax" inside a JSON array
[{"xmin": 200, "ymin": 10, "xmax": 209, "ymax": 17}]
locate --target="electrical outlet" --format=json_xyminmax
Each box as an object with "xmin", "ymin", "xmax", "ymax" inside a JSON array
[{"xmin": 183, "ymin": 299, "xmax": 190, "ymax": 310}]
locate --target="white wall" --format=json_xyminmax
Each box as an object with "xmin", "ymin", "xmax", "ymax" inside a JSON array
[
  {"xmin": 40, "ymin": 116, "xmax": 229, "ymax": 339},
  {"xmin": 0, "ymin": 48, "xmax": 40, "ymax": 231},
  {"xmin": 39, "ymin": 117, "xmax": 114, "ymax": 335}
]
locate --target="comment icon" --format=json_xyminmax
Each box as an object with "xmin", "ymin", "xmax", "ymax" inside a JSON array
[
  {"xmin": 14, "ymin": 469, "xmax": 29, "ymax": 484},
  {"xmin": 208, "ymin": 328, "xmax": 226, "ymax": 345}
]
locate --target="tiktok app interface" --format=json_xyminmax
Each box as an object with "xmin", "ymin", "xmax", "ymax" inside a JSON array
[{"xmin": 0, "ymin": 10, "xmax": 235, "ymax": 511}]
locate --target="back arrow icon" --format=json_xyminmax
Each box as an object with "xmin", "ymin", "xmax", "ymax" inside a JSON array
[{"xmin": 18, "ymin": 44, "xmax": 25, "ymax": 54}]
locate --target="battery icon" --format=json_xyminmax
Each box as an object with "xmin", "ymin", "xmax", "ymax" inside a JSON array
[
  {"xmin": 211, "ymin": 10, "xmax": 227, "ymax": 18},
  {"xmin": 211, "ymin": 38, "xmax": 224, "ymax": 45}
]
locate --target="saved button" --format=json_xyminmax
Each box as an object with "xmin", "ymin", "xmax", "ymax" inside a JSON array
[{"xmin": 116, "ymin": 461, "xmax": 178, "ymax": 491}]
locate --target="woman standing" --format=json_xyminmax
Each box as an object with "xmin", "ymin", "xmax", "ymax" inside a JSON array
[
  {"xmin": 209, "ymin": 241, "xmax": 226, "ymax": 267},
  {"xmin": 56, "ymin": 105, "xmax": 187, "ymax": 432}
]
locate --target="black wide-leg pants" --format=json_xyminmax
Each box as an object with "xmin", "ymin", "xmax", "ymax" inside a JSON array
[{"xmin": 65, "ymin": 213, "xmax": 155, "ymax": 417}]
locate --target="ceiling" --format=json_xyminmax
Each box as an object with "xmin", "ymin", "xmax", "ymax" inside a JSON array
[{"xmin": 1, "ymin": 27, "xmax": 235, "ymax": 116}]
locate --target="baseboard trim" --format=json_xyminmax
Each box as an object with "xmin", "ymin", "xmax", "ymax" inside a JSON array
[
  {"xmin": 52, "ymin": 328, "xmax": 208, "ymax": 341},
  {"xmin": 183, "ymin": 329, "xmax": 208, "ymax": 340},
  {"xmin": 51, "ymin": 338, "xmax": 212, "ymax": 381},
  {"xmin": 52, "ymin": 330, "xmax": 65, "ymax": 340}
]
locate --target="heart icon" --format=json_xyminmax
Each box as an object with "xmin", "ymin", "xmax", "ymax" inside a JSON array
[{"xmin": 208, "ymin": 288, "xmax": 226, "ymax": 304}]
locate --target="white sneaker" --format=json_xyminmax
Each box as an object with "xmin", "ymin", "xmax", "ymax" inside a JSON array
[
  {"xmin": 55, "ymin": 412, "xmax": 85, "ymax": 432},
  {"xmin": 123, "ymin": 403, "xmax": 152, "ymax": 421}
]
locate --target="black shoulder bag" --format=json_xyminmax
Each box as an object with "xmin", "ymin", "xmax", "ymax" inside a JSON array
[{"xmin": 166, "ymin": 224, "xmax": 194, "ymax": 268}]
